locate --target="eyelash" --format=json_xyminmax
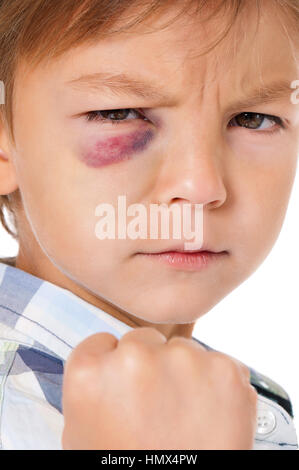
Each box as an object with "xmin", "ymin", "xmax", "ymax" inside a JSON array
[
  {"xmin": 85, "ymin": 108, "xmax": 285, "ymax": 134},
  {"xmin": 85, "ymin": 108, "xmax": 148, "ymax": 125}
]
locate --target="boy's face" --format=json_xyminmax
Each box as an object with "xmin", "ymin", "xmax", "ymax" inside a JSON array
[{"xmin": 4, "ymin": 3, "xmax": 299, "ymax": 324}]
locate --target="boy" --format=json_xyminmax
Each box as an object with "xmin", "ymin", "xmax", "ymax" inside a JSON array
[{"xmin": 0, "ymin": 0, "xmax": 298, "ymax": 449}]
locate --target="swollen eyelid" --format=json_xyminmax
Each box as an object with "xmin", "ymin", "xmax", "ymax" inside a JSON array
[{"xmin": 80, "ymin": 128, "xmax": 155, "ymax": 168}]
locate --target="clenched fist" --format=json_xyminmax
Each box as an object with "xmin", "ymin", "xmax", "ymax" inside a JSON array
[{"xmin": 62, "ymin": 327, "xmax": 258, "ymax": 450}]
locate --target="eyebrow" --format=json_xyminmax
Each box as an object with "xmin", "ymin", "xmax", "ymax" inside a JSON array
[
  {"xmin": 66, "ymin": 72, "xmax": 175, "ymax": 105},
  {"xmin": 67, "ymin": 73, "xmax": 294, "ymax": 110},
  {"xmin": 226, "ymin": 79, "xmax": 294, "ymax": 114}
]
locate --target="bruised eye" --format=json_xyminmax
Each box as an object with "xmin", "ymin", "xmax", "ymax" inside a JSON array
[
  {"xmin": 85, "ymin": 108, "xmax": 149, "ymax": 125},
  {"xmin": 229, "ymin": 112, "xmax": 285, "ymax": 133}
]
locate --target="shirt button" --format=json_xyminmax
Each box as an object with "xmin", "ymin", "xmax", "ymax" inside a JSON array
[{"xmin": 256, "ymin": 408, "xmax": 277, "ymax": 435}]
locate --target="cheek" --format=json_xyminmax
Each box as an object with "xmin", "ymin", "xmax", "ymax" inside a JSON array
[
  {"xmin": 236, "ymin": 166, "xmax": 295, "ymax": 265},
  {"xmin": 80, "ymin": 128, "xmax": 155, "ymax": 168}
]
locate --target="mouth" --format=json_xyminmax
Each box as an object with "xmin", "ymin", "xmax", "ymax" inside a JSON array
[{"xmin": 135, "ymin": 246, "xmax": 229, "ymax": 271}]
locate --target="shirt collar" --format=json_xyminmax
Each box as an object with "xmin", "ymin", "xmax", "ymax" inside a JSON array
[{"xmin": 0, "ymin": 261, "xmax": 134, "ymax": 361}]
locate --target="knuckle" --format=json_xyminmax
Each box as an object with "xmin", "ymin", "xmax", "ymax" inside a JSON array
[
  {"xmin": 78, "ymin": 332, "xmax": 117, "ymax": 356},
  {"xmin": 167, "ymin": 336, "xmax": 188, "ymax": 347},
  {"xmin": 234, "ymin": 359, "xmax": 251, "ymax": 382},
  {"xmin": 118, "ymin": 339, "xmax": 154, "ymax": 371},
  {"xmin": 67, "ymin": 332, "xmax": 116, "ymax": 365},
  {"xmin": 137, "ymin": 326, "xmax": 165, "ymax": 338},
  {"xmin": 190, "ymin": 338, "xmax": 208, "ymax": 352},
  {"xmin": 64, "ymin": 349, "xmax": 90, "ymax": 377},
  {"xmin": 240, "ymin": 364, "xmax": 251, "ymax": 382},
  {"xmin": 119, "ymin": 326, "xmax": 167, "ymax": 346},
  {"xmin": 66, "ymin": 331, "xmax": 117, "ymax": 369},
  {"xmin": 209, "ymin": 351, "xmax": 241, "ymax": 382},
  {"xmin": 166, "ymin": 337, "xmax": 196, "ymax": 361},
  {"xmin": 63, "ymin": 353, "xmax": 94, "ymax": 388},
  {"xmin": 167, "ymin": 335, "xmax": 194, "ymax": 349}
]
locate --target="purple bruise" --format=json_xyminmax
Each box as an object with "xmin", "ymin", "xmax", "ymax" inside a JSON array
[{"xmin": 81, "ymin": 128, "xmax": 154, "ymax": 168}]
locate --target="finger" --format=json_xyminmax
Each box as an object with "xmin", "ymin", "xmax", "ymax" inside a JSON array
[
  {"xmin": 62, "ymin": 333, "xmax": 119, "ymax": 408},
  {"xmin": 225, "ymin": 354, "xmax": 251, "ymax": 382},
  {"xmin": 117, "ymin": 326, "xmax": 167, "ymax": 349},
  {"xmin": 65, "ymin": 332, "xmax": 118, "ymax": 371},
  {"xmin": 167, "ymin": 335, "xmax": 208, "ymax": 352}
]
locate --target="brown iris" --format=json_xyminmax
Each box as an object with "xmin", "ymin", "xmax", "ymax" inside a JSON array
[{"xmin": 234, "ymin": 112, "xmax": 265, "ymax": 129}]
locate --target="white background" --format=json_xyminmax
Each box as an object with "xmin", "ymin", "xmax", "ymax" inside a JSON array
[{"xmin": 0, "ymin": 168, "xmax": 298, "ymax": 430}]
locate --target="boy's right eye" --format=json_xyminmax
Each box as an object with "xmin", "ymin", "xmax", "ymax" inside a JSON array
[{"xmin": 85, "ymin": 108, "xmax": 150, "ymax": 125}]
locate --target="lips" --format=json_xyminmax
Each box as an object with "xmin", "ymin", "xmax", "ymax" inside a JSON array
[
  {"xmin": 136, "ymin": 248, "xmax": 228, "ymax": 271},
  {"xmin": 137, "ymin": 243, "xmax": 227, "ymax": 255}
]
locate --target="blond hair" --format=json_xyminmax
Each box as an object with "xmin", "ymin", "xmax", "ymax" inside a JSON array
[{"xmin": 0, "ymin": 0, "xmax": 298, "ymax": 241}]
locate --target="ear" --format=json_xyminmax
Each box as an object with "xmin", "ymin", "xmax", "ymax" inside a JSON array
[{"xmin": 0, "ymin": 114, "xmax": 19, "ymax": 195}]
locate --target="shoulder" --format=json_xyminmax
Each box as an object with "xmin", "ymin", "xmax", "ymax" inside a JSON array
[
  {"xmin": 0, "ymin": 339, "xmax": 64, "ymax": 449},
  {"xmin": 192, "ymin": 336, "xmax": 298, "ymax": 450}
]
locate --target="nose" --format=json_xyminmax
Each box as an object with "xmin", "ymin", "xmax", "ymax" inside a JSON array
[{"xmin": 153, "ymin": 125, "xmax": 227, "ymax": 210}]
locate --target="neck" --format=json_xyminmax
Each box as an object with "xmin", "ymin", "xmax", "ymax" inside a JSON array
[{"xmin": 14, "ymin": 249, "xmax": 195, "ymax": 341}]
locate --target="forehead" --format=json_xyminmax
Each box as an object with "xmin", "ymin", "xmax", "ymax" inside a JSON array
[{"xmin": 16, "ymin": 1, "xmax": 298, "ymax": 101}]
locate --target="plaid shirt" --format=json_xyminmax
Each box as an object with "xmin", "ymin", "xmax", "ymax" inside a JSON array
[{"xmin": 0, "ymin": 260, "xmax": 297, "ymax": 450}]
